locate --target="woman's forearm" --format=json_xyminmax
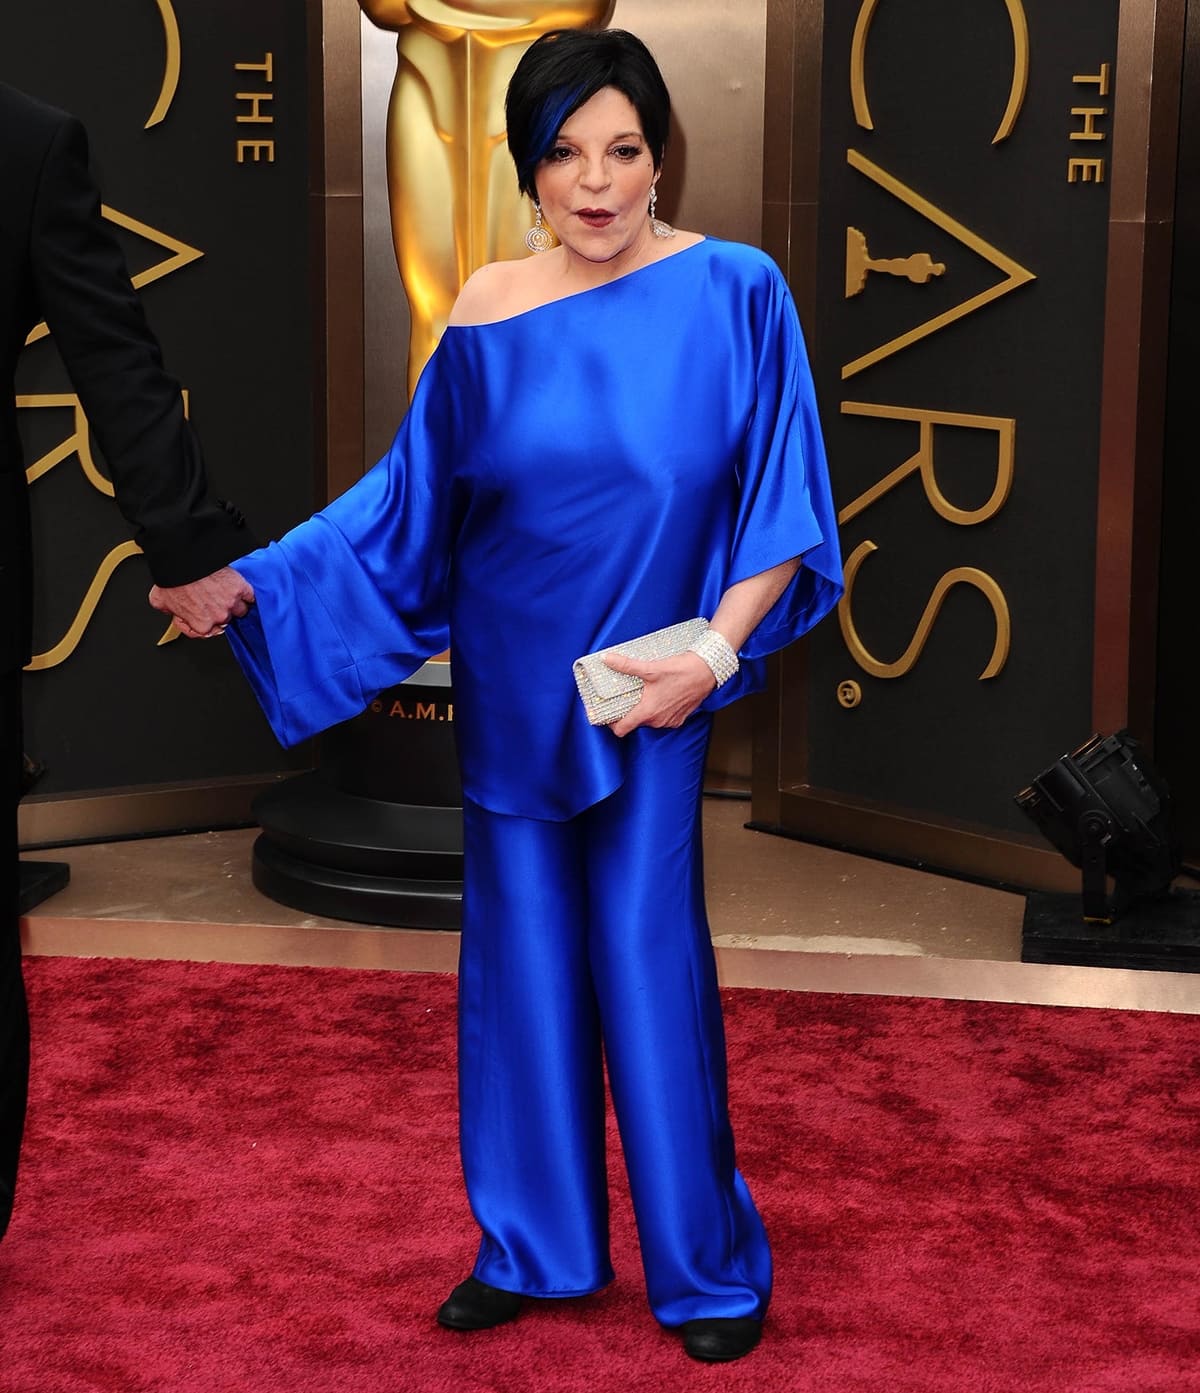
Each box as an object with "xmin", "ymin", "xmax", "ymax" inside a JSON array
[
  {"xmin": 709, "ymin": 556, "xmax": 801, "ymax": 652},
  {"xmin": 606, "ymin": 556, "xmax": 803, "ymax": 736}
]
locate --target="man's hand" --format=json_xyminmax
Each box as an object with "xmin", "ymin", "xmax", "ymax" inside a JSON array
[
  {"xmin": 604, "ymin": 652, "xmax": 716, "ymax": 738},
  {"xmin": 148, "ymin": 565, "xmax": 255, "ymax": 639}
]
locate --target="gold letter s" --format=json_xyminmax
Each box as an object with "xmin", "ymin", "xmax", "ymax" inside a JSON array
[{"xmin": 838, "ymin": 540, "xmax": 1011, "ymax": 679}]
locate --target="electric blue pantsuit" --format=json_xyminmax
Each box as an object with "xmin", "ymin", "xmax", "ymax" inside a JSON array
[
  {"xmin": 226, "ymin": 239, "xmax": 842, "ymax": 1323},
  {"xmin": 461, "ymin": 716, "xmax": 771, "ymax": 1322}
]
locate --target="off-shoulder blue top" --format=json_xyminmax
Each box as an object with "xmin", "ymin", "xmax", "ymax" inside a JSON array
[{"xmin": 227, "ymin": 238, "xmax": 843, "ymax": 820}]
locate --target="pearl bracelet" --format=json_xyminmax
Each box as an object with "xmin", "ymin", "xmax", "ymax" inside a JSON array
[{"xmin": 688, "ymin": 627, "xmax": 739, "ymax": 688}]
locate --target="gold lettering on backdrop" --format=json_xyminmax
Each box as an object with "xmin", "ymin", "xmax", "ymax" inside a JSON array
[
  {"xmin": 1066, "ymin": 65, "xmax": 1112, "ymax": 183},
  {"xmin": 837, "ymin": 680, "xmax": 863, "ymax": 709},
  {"xmin": 845, "ymin": 227, "xmax": 944, "ymax": 297},
  {"xmin": 235, "ymin": 54, "xmax": 276, "ymax": 164},
  {"xmin": 838, "ymin": 541, "xmax": 1011, "ymax": 680},
  {"xmin": 850, "ymin": 0, "xmax": 1029, "ymax": 144},
  {"xmin": 19, "ymin": 388, "xmax": 190, "ymax": 493},
  {"xmin": 24, "ymin": 542, "xmax": 144, "ymax": 672},
  {"xmin": 1067, "ymin": 158, "xmax": 1105, "ymax": 184},
  {"xmin": 146, "ymin": 0, "xmax": 182, "ymax": 129},
  {"xmin": 841, "ymin": 150, "xmax": 1035, "ymax": 379},
  {"xmin": 235, "ymin": 93, "xmax": 273, "ymax": 123},
  {"xmin": 25, "ymin": 208, "xmax": 203, "ymax": 347},
  {"xmin": 17, "ymin": 394, "xmax": 113, "ymax": 496},
  {"xmin": 836, "ymin": 404, "xmax": 1014, "ymax": 682},
  {"xmin": 18, "ymin": 393, "xmax": 185, "ymax": 668},
  {"xmin": 837, "ymin": 403, "xmax": 1015, "ymax": 526},
  {"xmin": 357, "ymin": 1, "xmax": 615, "ymax": 395},
  {"xmin": 237, "ymin": 53, "xmax": 275, "ymax": 81},
  {"xmin": 1070, "ymin": 108, "xmax": 1106, "ymax": 140},
  {"xmin": 373, "ymin": 698, "xmax": 455, "ymax": 722},
  {"xmin": 237, "ymin": 141, "xmax": 276, "ymax": 164},
  {"xmin": 993, "ymin": 0, "xmax": 1030, "ymax": 145},
  {"xmin": 848, "ymin": 0, "xmax": 881, "ymax": 128},
  {"xmin": 1073, "ymin": 63, "xmax": 1111, "ymax": 96}
]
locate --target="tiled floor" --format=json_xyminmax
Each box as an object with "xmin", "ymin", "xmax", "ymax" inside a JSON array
[{"xmin": 21, "ymin": 799, "xmax": 1200, "ymax": 1014}]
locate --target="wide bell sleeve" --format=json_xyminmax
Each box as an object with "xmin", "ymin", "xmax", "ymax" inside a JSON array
[
  {"xmin": 727, "ymin": 265, "xmax": 843, "ymax": 660},
  {"xmin": 694, "ymin": 259, "xmax": 842, "ymax": 717},
  {"xmin": 225, "ymin": 348, "xmax": 458, "ymax": 747}
]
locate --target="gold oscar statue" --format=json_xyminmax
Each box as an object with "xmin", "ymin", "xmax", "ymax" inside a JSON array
[
  {"xmin": 359, "ymin": 1, "xmax": 615, "ymax": 394},
  {"xmin": 845, "ymin": 226, "xmax": 946, "ymax": 298}
]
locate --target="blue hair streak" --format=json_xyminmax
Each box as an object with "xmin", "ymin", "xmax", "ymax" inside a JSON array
[{"xmin": 518, "ymin": 84, "xmax": 587, "ymax": 196}]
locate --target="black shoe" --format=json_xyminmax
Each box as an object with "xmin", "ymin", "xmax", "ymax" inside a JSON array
[
  {"xmin": 679, "ymin": 1317, "xmax": 762, "ymax": 1362},
  {"xmin": 436, "ymin": 1276, "xmax": 522, "ymax": 1331}
]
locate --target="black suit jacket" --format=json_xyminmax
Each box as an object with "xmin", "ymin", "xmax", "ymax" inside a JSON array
[{"xmin": 0, "ymin": 81, "xmax": 251, "ymax": 675}]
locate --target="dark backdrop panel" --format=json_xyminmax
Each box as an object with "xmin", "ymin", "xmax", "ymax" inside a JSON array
[
  {"xmin": 1, "ymin": 1, "xmax": 314, "ymax": 795},
  {"xmin": 805, "ymin": 0, "xmax": 1118, "ymax": 836},
  {"xmin": 1156, "ymin": 0, "xmax": 1200, "ymax": 858}
]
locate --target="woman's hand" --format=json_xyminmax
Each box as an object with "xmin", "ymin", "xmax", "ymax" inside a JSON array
[
  {"xmin": 603, "ymin": 652, "xmax": 716, "ymax": 738},
  {"xmin": 598, "ymin": 557, "xmax": 803, "ymax": 738}
]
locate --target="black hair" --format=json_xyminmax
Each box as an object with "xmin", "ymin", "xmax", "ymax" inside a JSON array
[{"xmin": 505, "ymin": 29, "xmax": 671, "ymax": 201}]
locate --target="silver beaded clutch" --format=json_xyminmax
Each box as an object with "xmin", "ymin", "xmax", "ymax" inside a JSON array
[{"xmin": 572, "ymin": 618, "xmax": 709, "ymax": 727}]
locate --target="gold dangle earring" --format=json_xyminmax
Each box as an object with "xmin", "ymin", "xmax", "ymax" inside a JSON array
[
  {"xmin": 649, "ymin": 185, "xmax": 675, "ymax": 239},
  {"xmin": 526, "ymin": 201, "xmax": 554, "ymax": 253}
]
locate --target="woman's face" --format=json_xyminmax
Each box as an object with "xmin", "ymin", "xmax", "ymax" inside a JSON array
[{"xmin": 533, "ymin": 86, "xmax": 658, "ymax": 266}]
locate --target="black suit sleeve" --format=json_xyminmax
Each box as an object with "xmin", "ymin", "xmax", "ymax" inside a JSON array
[{"xmin": 29, "ymin": 115, "xmax": 254, "ymax": 587}]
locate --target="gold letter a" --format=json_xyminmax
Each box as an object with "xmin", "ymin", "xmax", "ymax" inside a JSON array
[{"xmin": 842, "ymin": 149, "xmax": 1035, "ymax": 380}]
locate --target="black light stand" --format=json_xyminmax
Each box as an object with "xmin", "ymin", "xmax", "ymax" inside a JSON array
[{"xmin": 1015, "ymin": 731, "xmax": 1200, "ymax": 972}]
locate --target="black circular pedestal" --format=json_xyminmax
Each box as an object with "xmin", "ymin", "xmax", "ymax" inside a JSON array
[{"xmin": 251, "ymin": 669, "xmax": 463, "ymax": 928}]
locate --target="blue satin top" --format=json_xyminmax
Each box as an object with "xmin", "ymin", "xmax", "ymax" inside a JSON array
[{"xmin": 227, "ymin": 238, "xmax": 843, "ymax": 820}]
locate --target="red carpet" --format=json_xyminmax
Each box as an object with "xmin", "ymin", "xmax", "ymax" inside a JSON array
[{"xmin": 2, "ymin": 957, "xmax": 1199, "ymax": 1392}]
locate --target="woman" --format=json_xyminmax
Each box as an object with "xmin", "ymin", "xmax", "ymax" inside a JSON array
[{"xmin": 213, "ymin": 29, "xmax": 841, "ymax": 1364}]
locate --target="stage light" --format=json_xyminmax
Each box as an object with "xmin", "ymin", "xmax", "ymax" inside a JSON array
[{"xmin": 1014, "ymin": 730, "xmax": 1179, "ymax": 924}]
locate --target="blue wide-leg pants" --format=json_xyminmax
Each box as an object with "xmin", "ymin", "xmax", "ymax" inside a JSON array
[{"xmin": 457, "ymin": 716, "xmax": 772, "ymax": 1326}]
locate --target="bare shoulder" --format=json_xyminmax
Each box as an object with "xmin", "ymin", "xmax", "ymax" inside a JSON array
[
  {"xmin": 659, "ymin": 229, "xmax": 705, "ymax": 252},
  {"xmin": 449, "ymin": 258, "xmax": 540, "ymax": 327}
]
